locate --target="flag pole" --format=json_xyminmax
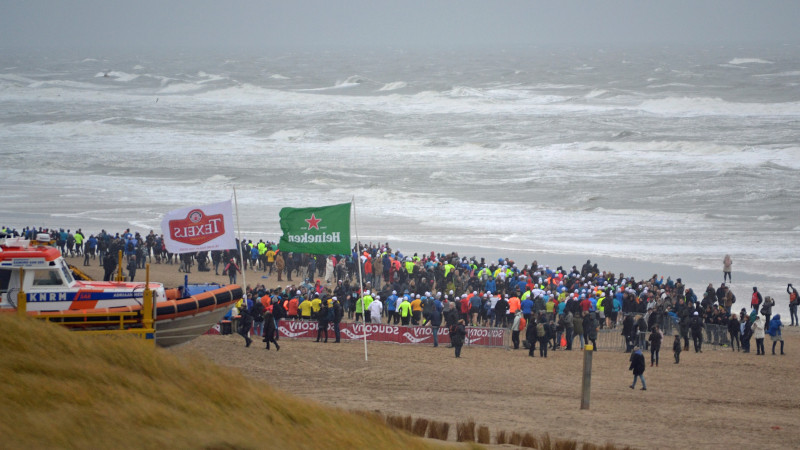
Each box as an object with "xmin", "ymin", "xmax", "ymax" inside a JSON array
[
  {"xmin": 233, "ymin": 187, "xmax": 247, "ymax": 303},
  {"xmin": 352, "ymin": 196, "xmax": 368, "ymax": 361}
]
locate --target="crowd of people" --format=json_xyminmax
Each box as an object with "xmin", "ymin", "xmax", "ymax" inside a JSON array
[
  {"xmin": 2, "ymin": 226, "xmax": 794, "ymax": 361},
  {"xmin": 208, "ymin": 240, "xmax": 794, "ymax": 362}
]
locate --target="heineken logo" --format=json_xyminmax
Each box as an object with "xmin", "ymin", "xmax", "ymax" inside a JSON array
[
  {"xmin": 305, "ymin": 213, "xmax": 321, "ymax": 230},
  {"xmin": 287, "ymin": 232, "xmax": 341, "ymax": 243},
  {"xmin": 169, "ymin": 209, "xmax": 225, "ymax": 246}
]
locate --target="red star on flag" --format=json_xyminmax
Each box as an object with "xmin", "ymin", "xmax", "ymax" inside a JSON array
[{"xmin": 305, "ymin": 213, "xmax": 322, "ymax": 230}]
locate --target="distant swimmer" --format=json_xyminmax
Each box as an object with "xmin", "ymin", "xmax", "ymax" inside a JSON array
[{"xmin": 103, "ymin": 71, "xmax": 110, "ymax": 78}]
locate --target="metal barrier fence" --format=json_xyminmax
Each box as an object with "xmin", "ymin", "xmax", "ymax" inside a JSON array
[
  {"xmin": 517, "ymin": 318, "xmax": 741, "ymax": 353},
  {"xmin": 616, "ymin": 318, "xmax": 739, "ymax": 353}
]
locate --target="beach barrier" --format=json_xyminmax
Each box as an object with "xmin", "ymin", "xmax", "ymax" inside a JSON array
[
  {"xmin": 274, "ymin": 319, "xmax": 507, "ymax": 347},
  {"xmin": 212, "ymin": 316, "xmax": 744, "ymax": 352}
]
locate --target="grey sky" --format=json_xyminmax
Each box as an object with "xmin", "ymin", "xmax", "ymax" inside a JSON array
[{"xmin": 2, "ymin": 1, "xmax": 799, "ymax": 51}]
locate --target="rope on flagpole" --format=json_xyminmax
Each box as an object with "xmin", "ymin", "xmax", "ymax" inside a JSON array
[{"xmin": 352, "ymin": 196, "xmax": 368, "ymax": 362}]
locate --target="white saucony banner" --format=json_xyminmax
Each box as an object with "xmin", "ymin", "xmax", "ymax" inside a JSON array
[{"xmin": 160, "ymin": 200, "xmax": 237, "ymax": 254}]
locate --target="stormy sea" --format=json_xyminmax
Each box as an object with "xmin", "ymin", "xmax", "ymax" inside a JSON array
[{"xmin": 1, "ymin": 43, "xmax": 798, "ymax": 308}]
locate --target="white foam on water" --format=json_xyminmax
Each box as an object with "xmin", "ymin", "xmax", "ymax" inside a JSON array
[
  {"xmin": 636, "ymin": 96, "xmax": 800, "ymax": 117},
  {"xmin": 728, "ymin": 58, "xmax": 774, "ymax": 65},
  {"xmin": 585, "ymin": 89, "xmax": 608, "ymax": 98},
  {"xmin": 196, "ymin": 71, "xmax": 227, "ymax": 84},
  {"xmin": 378, "ymin": 81, "xmax": 407, "ymax": 91},
  {"xmin": 157, "ymin": 82, "xmax": 205, "ymax": 94}
]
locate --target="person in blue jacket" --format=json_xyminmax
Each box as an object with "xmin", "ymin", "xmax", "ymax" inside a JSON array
[
  {"xmin": 521, "ymin": 295, "xmax": 534, "ymax": 321},
  {"xmin": 385, "ymin": 290, "xmax": 398, "ymax": 324},
  {"xmin": 767, "ymin": 314, "xmax": 785, "ymax": 355},
  {"xmin": 484, "ymin": 277, "xmax": 496, "ymax": 295}
]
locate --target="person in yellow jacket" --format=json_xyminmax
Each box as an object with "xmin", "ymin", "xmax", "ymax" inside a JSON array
[
  {"xmin": 311, "ymin": 295, "xmax": 322, "ymax": 320},
  {"xmin": 444, "ymin": 262, "xmax": 455, "ymax": 278},
  {"xmin": 596, "ymin": 294, "xmax": 607, "ymax": 327},
  {"xmin": 361, "ymin": 291, "xmax": 374, "ymax": 323},
  {"xmin": 397, "ymin": 296, "xmax": 413, "ymax": 326},
  {"xmin": 298, "ymin": 296, "xmax": 313, "ymax": 320},
  {"xmin": 265, "ymin": 248, "xmax": 276, "ymax": 274}
]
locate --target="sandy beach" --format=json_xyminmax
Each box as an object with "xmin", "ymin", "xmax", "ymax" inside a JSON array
[
  {"xmin": 175, "ymin": 331, "xmax": 800, "ymax": 449},
  {"xmin": 66, "ymin": 255, "xmax": 800, "ymax": 449}
]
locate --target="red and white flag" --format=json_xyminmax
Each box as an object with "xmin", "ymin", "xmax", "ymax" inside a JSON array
[{"xmin": 160, "ymin": 200, "xmax": 236, "ymax": 254}]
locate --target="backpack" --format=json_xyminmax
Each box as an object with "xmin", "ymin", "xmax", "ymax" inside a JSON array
[
  {"xmin": 760, "ymin": 297, "xmax": 772, "ymax": 315},
  {"xmin": 536, "ymin": 322, "xmax": 545, "ymax": 337},
  {"xmin": 126, "ymin": 241, "xmax": 134, "ymax": 253}
]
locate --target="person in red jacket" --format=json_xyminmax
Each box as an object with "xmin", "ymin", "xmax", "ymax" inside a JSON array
[
  {"xmin": 460, "ymin": 294, "xmax": 471, "ymax": 324},
  {"xmin": 751, "ymin": 286, "xmax": 763, "ymax": 313},
  {"xmin": 287, "ymin": 295, "xmax": 299, "ymax": 320}
]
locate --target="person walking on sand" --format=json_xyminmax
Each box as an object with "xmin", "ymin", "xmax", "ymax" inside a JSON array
[
  {"xmin": 225, "ymin": 258, "xmax": 241, "ymax": 285},
  {"xmin": 429, "ymin": 301, "xmax": 442, "ymax": 347},
  {"xmin": 648, "ymin": 325, "xmax": 663, "ymax": 367},
  {"xmin": 723, "ymin": 254, "xmax": 732, "ymax": 283},
  {"xmin": 767, "ymin": 314, "xmax": 785, "ymax": 355},
  {"xmin": 727, "ymin": 312, "xmax": 740, "ymax": 351},
  {"xmin": 451, "ymin": 319, "xmax": 466, "ymax": 358},
  {"xmin": 690, "ymin": 311, "xmax": 704, "ymax": 353},
  {"xmin": 238, "ymin": 297, "xmax": 254, "ymax": 348},
  {"xmin": 511, "ymin": 310, "xmax": 523, "ymax": 349},
  {"xmin": 761, "ymin": 295, "xmax": 774, "ymax": 325},
  {"xmin": 331, "ymin": 297, "xmax": 343, "ymax": 343},
  {"xmin": 629, "ymin": 346, "xmax": 647, "ymax": 390},
  {"xmin": 672, "ymin": 334, "xmax": 682, "ymax": 364},
  {"xmin": 316, "ymin": 301, "xmax": 329, "ymax": 343},
  {"xmin": 787, "ymin": 284, "xmax": 799, "ymax": 326},
  {"xmin": 752, "ymin": 315, "xmax": 765, "ymax": 355},
  {"xmin": 538, "ymin": 316, "xmax": 552, "ymax": 358},
  {"xmin": 526, "ymin": 315, "xmax": 538, "ymax": 357},
  {"xmin": 275, "ymin": 252, "xmax": 285, "ymax": 281},
  {"xmin": 262, "ymin": 310, "xmax": 280, "ymax": 351}
]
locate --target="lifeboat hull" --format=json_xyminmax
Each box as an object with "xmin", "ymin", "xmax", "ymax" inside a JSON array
[{"xmin": 18, "ymin": 285, "xmax": 241, "ymax": 347}]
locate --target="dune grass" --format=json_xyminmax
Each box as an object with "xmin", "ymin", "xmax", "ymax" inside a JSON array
[{"xmin": 0, "ymin": 316, "xmax": 448, "ymax": 449}]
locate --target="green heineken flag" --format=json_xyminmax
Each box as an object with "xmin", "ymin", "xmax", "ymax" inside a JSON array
[{"xmin": 278, "ymin": 202, "xmax": 351, "ymax": 255}]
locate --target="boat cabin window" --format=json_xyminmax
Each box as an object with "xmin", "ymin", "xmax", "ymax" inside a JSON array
[
  {"xmin": 60, "ymin": 263, "xmax": 75, "ymax": 285},
  {"xmin": 0, "ymin": 269, "xmax": 10, "ymax": 292},
  {"xmin": 32, "ymin": 269, "xmax": 65, "ymax": 286}
]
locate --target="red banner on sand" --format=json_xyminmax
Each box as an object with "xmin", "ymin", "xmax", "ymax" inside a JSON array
[{"xmin": 274, "ymin": 320, "xmax": 506, "ymax": 347}]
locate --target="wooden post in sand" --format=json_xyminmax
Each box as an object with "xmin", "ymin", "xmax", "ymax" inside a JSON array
[{"xmin": 580, "ymin": 344, "xmax": 593, "ymax": 409}]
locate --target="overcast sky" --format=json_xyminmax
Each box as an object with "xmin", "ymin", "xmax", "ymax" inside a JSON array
[{"xmin": 2, "ymin": 1, "xmax": 799, "ymax": 51}]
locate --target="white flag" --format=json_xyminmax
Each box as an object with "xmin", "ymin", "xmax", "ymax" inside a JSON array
[{"xmin": 160, "ymin": 200, "xmax": 237, "ymax": 254}]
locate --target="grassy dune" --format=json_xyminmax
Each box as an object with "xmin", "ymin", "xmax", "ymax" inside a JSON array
[{"xmin": 0, "ymin": 316, "xmax": 449, "ymax": 449}]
